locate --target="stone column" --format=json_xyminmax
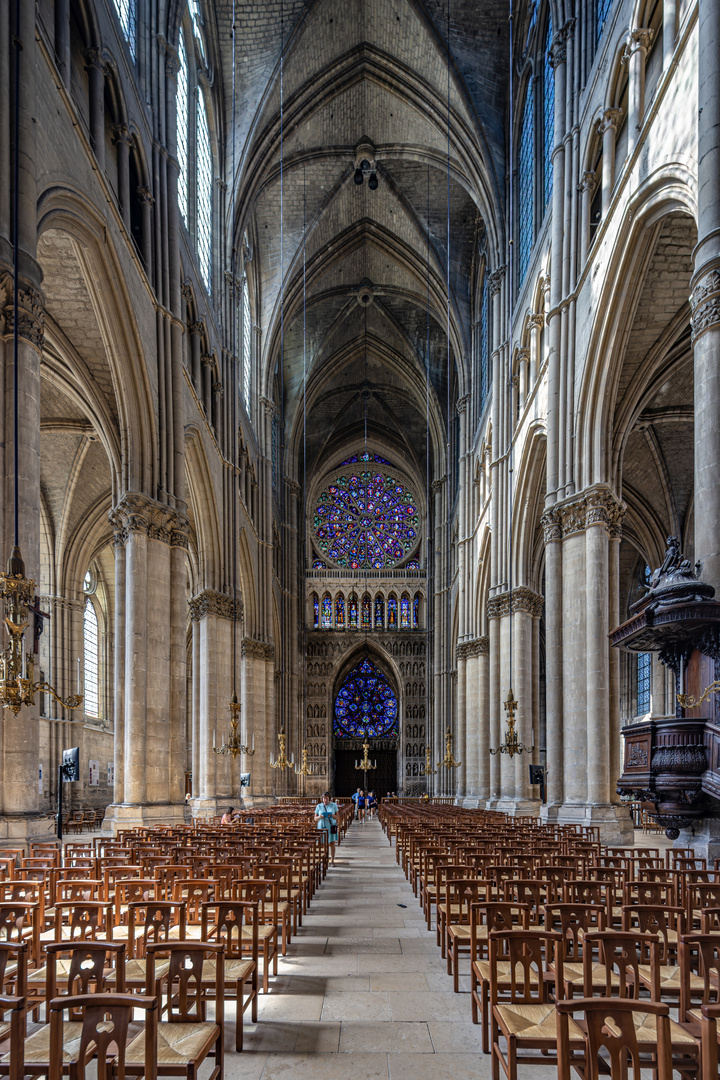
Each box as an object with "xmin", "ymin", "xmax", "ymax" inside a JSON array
[
  {"xmin": 663, "ymin": 0, "xmax": 677, "ymax": 69},
  {"xmin": 517, "ymin": 348, "xmax": 529, "ymax": 409},
  {"xmin": 547, "ymin": 29, "xmax": 568, "ymax": 504},
  {"xmin": 626, "ymin": 30, "xmax": 654, "ymax": 157},
  {"xmin": 122, "ymin": 523, "xmax": 147, "ymax": 807},
  {"xmin": 201, "ymin": 354, "xmax": 213, "ymax": 418},
  {"xmin": 578, "ymin": 172, "xmax": 597, "ymax": 266},
  {"xmin": 168, "ymin": 531, "xmax": 189, "ymax": 805},
  {"xmin": 111, "ymin": 534, "xmax": 126, "ymax": 806},
  {"xmin": 112, "ymin": 124, "xmax": 132, "ymax": 230},
  {"xmin": 512, "ymin": 588, "xmax": 544, "ymax": 811},
  {"xmin": 691, "ymin": 0, "xmax": 720, "ymax": 592},
  {"xmin": 84, "ymin": 49, "xmax": 105, "ymax": 171},
  {"xmin": 541, "ymin": 508, "xmax": 563, "ymax": 811},
  {"xmin": 528, "ymin": 314, "xmax": 544, "ymax": 387},
  {"xmin": 456, "ymin": 643, "xmax": 467, "ymax": 796},
  {"xmin": 476, "ymin": 638, "xmax": 490, "ymax": 800},
  {"xmin": 599, "ymin": 109, "xmax": 622, "ymax": 218},
  {"xmin": 137, "ymin": 187, "xmax": 153, "ymax": 273},
  {"xmin": 213, "ymin": 381, "xmax": 224, "ymax": 444},
  {"xmin": 585, "ymin": 508, "xmax": 610, "ymax": 806},
  {"xmin": 559, "ymin": 500, "xmax": 587, "ymax": 811},
  {"xmin": 242, "ymin": 637, "xmax": 275, "ymax": 797},
  {"xmin": 188, "ymin": 322, "xmax": 203, "ymax": 392}
]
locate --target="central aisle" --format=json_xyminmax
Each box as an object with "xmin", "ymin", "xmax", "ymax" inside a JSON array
[{"xmin": 228, "ymin": 817, "xmax": 490, "ymax": 1080}]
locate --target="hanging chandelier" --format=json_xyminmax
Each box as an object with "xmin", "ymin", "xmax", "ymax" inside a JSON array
[
  {"xmin": 437, "ymin": 727, "xmax": 461, "ymax": 769},
  {"xmin": 1, "ymin": 16, "xmax": 81, "ymax": 717},
  {"xmin": 213, "ymin": 694, "xmax": 255, "ymax": 758},
  {"xmin": 295, "ymin": 746, "xmax": 312, "ymax": 776},
  {"xmin": 489, "ymin": 689, "xmax": 534, "ymax": 757},
  {"xmin": 270, "ymin": 728, "xmax": 294, "ymax": 770}
]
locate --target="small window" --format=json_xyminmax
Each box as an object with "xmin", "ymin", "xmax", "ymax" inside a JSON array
[
  {"xmin": 312, "ymin": 592, "xmax": 319, "ymax": 629},
  {"xmin": 518, "ymin": 82, "xmax": 535, "ymax": 285},
  {"xmin": 335, "ymin": 596, "xmax": 346, "ymax": 630},
  {"xmin": 112, "ymin": 0, "xmax": 137, "ymax": 59},
  {"xmin": 597, "ymin": 0, "xmax": 614, "ymax": 42},
  {"xmin": 413, "ymin": 592, "xmax": 421, "ymax": 629},
  {"xmin": 361, "ymin": 594, "xmax": 372, "ymax": 628},
  {"xmin": 196, "ymin": 92, "xmax": 212, "ymax": 292},
  {"xmin": 348, "ymin": 593, "xmax": 359, "ymax": 629},
  {"xmin": 83, "ymin": 569, "xmax": 95, "ymax": 593},
  {"xmin": 400, "ymin": 594, "xmax": 411, "ymax": 629},
  {"xmin": 374, "ymin": 596, "xmax": 385, "ymax": 629},
  {"xmin": 177, "ymin": 33, "xmax": 189, "ymax": 224},
  {"xmin": 321, "ymin": 593, "xmax": 332, "ymax": 630},
  {"xmin": 637, "ymin": 652, "xmax": 652, "ymax": 714},
  {"xmin": 83, "ymin": 599, "xmax": 100, "ymax": 718},
  {"xmin": 387, "ymin": 595, "xmax": 398, "ymax": 629}
]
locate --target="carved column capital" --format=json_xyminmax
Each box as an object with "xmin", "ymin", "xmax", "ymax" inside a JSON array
[
  {"xmin": 488, "ymin": 266, "xmax": 505, "ymax": 296},
  {"xmin": 628, "ymin": 27, "xmax": 655, "ymax": 54},
  {"xmin": 242, "ymin": 637, "xmax": 275, "ymax": 661},
  {"xmin": 598, "ymin": 108, "xmax": 623, "ymax": 136},
  {"xmin": 529, "ymin": 313, "xmax": 545, "ymax": 330},
  {"xmin": 690, "ymin": 267, "xmax": 720, "ymax": 340},
  {"xmin": 260, "ymin": 396, "xmax": 275, "ymax": 416},
  {"xmin": 541, "ymin": 507, "xmax": 562, "ymax": 544},
  {"xmin": 83, "ymin": 47, "xmax": 105, "ymax": 73},
  {"xmin": 109, "ymin": 492, "xmax": 189, "ymax": 548},
  {"xmin": 1, "ymin": 275, "xmax": 45, "ymax": 349},
  {"xmin": 579, "ymin": 170, "xmax": 598, "ymax": 195},
  {"xmin": 201, "ymin": 353, "xmax": 215, "ymax": 368},
  {"xmin": 111, "ymin": 123, "xmax": 133, "ymax": 148},
  {"xmin": 137, "ymin": 185, "xmax": 154, "ymax": 206},
  {"xmin": 516, "ymin": 347, "xmax": 530, "ymax": 362},
  {"xmin": 189, "ymin": 589, "xmax": 242, "ymax": 622},
  {"xmin": 456, "ymin": 394, "xmax": 470, "ymax": 414}
]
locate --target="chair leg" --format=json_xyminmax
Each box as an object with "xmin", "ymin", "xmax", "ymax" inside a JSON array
[
  {"xmin": 453, "ymin": 941, "xmax": 460, "ymax": 993},
  {"xmin": 236, "ymin": 980, "xmax": 243, "ymax": 1052}
]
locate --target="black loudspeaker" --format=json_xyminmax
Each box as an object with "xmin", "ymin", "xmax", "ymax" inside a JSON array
[
  {"xmin": 528, "ymin": 764, "xmax": 544, "ymax": 785},
  {"xmin": 62, "ymin": 746, "xmax": 80, "ymax": 782}
]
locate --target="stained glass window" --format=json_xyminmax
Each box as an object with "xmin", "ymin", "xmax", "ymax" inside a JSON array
[
  {"xmin": 177, "ymin": 34, "xmax": 188, "ymax": 224},
  {"xmin": 188, "ymin": 0, "xmax": 205, "ymax": 58},
  {"xmin": 312, "ymin": 593, "xmax": 319, "ymax": 629},
  {"xmin": 312, "ymin": 559, "xmax": 326, "ymax": 570},
  {"xmin": 112, "ymin": 0, "xmax": 137, "ymax": 59},
  {"xmin": 340, "ymin": 452, "xmax": 391, "ymax": 465},
  {"xmin": 374, "ymin": 596, "xmax": 385, "ymax": 628},
  {"xmin": 335, "ymin": 596, "xmax": 345, "ymax": 629},
  {"xmin": 413, "ymin": 593, "xmax": 421, "ymax": 629},
  {"xmin": 314, "ymin": 470, "xmax": 420, "ymax": 569},
  {"xmin": 321, "ymin": 593, "xmax": 332, "ymax": 629},
  {"xmin": 637, "ymin": 652, "xmax": 651, "ymax": 714},
  {"xmin": 361, "ymin": 594, "xmax": 371, "ymax": 628},
  {"xmin": 543, "ymin": 18, "xmax": 554, "ymax": 210},
  {"xmin": 480, "ymin": 272, "xmax": 489, "ymax": 413},
  {"xmin": 334, "ymin": 658, "xmax": 399, "ymax": 738},
  {"xmin": 348, "ymin": 593, "xmax": 359, "ymax": 629},
  {"xmin": 596, "ymin": 0, "xmax": 613, "ymax": 42},
  {"xmin": 518, "ymin": 82, "xmax": 535, "ymax": 285},
  {"xmin": 196, "ymin": 92, "xmax": 212, "ymax": 293},
  {"xmin": 387, "ymin": 595, "xmax": 398, "ymax": 629},
  {"xmin": 405, "ymin": 557, "xmax": 420, "ymax": 570},
  {"xmin": 83, "ymin": 599, "xmax": 99, "ymax": 718},
  {"xmin": 400, "ymin": 594, "xmax": 411, "ymax": 629},
  {"xmin": 242, "ymin": 276, "xmax": 251, "ymax": 410}
]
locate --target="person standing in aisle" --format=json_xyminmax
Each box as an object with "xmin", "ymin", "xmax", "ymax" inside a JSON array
[
  {"xmin": 357, "ymin": 789, "xmax": 366, "ymax": 823},
  {"xmin": 351, "ymin": 786, "xmax": 363, "ymax": 819},
  {"xmin": 314, "ymin": 791, "xmax": 339, "ymax": 864},
  {"xmin": 367, "ymin": 790, "xmax": 378, "ymax": 819}
]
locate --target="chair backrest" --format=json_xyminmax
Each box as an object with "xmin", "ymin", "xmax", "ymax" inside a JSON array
[
  {"xmin": 583, "ymin": 930, "xmax": 659, "ymax": 998},
  {"xmin": 202, "ymin": 900, "xmax": 258, "ymax": 960},
  {"xmin": 48, "ymin": 992, "xmax": 157, "ymax": 1080},
  {"xmin": 489, "ymin": 928, "xmax": 560, "ymax": 1002},
  {"xmin": 54, "ymin": 901, "xmax": 112, "ymax": 942},
  {"xmin": 146, "ymin": 941, "xmax": 224, "ymax": 1023},
  {"xmin": 128, "ymin": 901, "xmax": 186, "ymax": 959},
  {"xmin": 45, "ymin": 941, "xmax": 126, "ymax": 1001},
  {"xmin": 0, "ymin": 942, "xmax": 27, "ymax": 998},
  {"xmin": 679, "ymin": 934, "xmax": 720, "ymax": 1019},
  {"xmin": 0, "ymin": 904, "xmax": 35, "ymax": 946},
  {"xmin": 543, "ymin": 903, "xmax": 607, "ymax": 961},
  {"xmin": 556, "ymin": 998, "xmax": 672, "ymax": 1080},
  {"xmin": 621, "ymin": 904, "xmax": 684, "ymax": 962}
]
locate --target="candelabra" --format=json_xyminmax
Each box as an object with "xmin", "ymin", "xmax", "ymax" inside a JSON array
[
  {"xmin": 489, "ymin": 690, "xmax": 534, "ymax": 758},
  {"xmin": 270, "ymin": 728, "xmax": 294, "ymax": 770},
  {"xmin": 437, "ymin": 727, "xmax": 461, "ymax": 769},
  {"xmin": 213, "ymin": 694, "xmax": 255, "ymax": 758},
  {"xmin": 424, "ymin": 746, "xmax": 437, "ymax": 776},
  {"xmin": 295, "ymin": 746, "xmax": 312, "ymax": 777},
  {"xmin": 678, "ymin": 680, "xmax": 720, "ymax": 710},
  {"xmin": 0, "ymin": 548, "xmax": 83, "ymax": 715},
  {"xmin": 354, "ymin": 738, "xmax": 377, "ymax": 790}
]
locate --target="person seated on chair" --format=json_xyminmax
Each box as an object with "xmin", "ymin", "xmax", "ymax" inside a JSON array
[{"xmin": 221, "ymin": 806, "xmax": 236, "ymax": 825}]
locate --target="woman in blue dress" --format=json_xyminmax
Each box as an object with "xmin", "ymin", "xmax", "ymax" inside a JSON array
[{"xmin": 314, "ymin": 790, "xmax": 339, "ymax": 864}]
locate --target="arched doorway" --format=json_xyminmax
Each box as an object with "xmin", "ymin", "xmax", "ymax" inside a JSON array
[{"xmin": 332, "ymin": 657, "xmax": 399, "ymax": 797}]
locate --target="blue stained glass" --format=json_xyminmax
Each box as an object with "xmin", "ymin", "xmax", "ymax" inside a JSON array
[
  {"xmin": 348, "ymin": 594, "xmax": 359, "ymax": 628},
  {"xmin": 336, "ymin": 596, "xmax": 346, "ymax": 629},
  {"xmin": 596, "ymin": 0, "xmax": 613, "ymax": 42},
  {"xmin": 374, "ymin": 596, "xmax": 385, "ymax": 628},
  {"xmin": 321, "ymin": 594, "xmax": 332, "ymax": 629},
  {"xmin": 177, "ymin": 34, "xmax": 188, "ymax": 224},
  {"xmin": 340, "ymin": 452, "xmax": 391, "ymax": 465},
  {"xmin": 518, "ymin": 82, "xmax": 535, "ymax": 286},
  {"xmin": 413, "ymin": 593, "xmax": 420, "ymax": 628},
  {"xmin": 400, "ymin": 595, "xmax": 411, "ymax": 629},
  {"xmin": 361, "ymin": 594, "xmax": 371, "ymax": 628},
  {"xmin": 313, "ymin": 593, "xmax": 319, "ymax": 629},
  {"xmin": 334, "ymin": 658, "xmax": 399, "ymax": 738},
  {"xmin": 637, "ymin": 653, "xmax": 651, "ymax": 714},
  {"xmin": 388, "ymin": 595, "xmax": 398, "ymax": 629},
  {"xmin": 314, "ymin": 470, "xmax": 420, "ymax": 569},
  {"xmin": 543, "ymin": 18, "xmax": 555, "ymax": 210},
  {"xmin": 196, "ymin": 91, "xmax": 212, "ymax": 293},
  {"xmin": 112, "ymin": 0, "xmax": 137, "ymax": 59},
  {"xmin": 312, "ymin": 559, "xmax": 326, "ymax": 570}
]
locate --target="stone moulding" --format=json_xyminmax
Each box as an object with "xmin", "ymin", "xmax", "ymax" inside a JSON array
[
  {"xmin": 542, "ymin": 485, "xmax": 626, "ymax": 541},
  {"xmin": 188, "ymin": 589, "xmax": 243, "ymax": 622},
  {"xmin": 0, "ymin": 274, "xmax": 45, "ymax": 349},
  {"xmin": 241, "ymin": 637, "xmax": 275, "ymax": 661},
  {"xmin": 109, "ymin": 492, "xmax": 190, "ymax": 549},
  {"xmin": 487, "ymin": 588, "xmax": 544, "ymax": 619},
  {"xmin": 690, "ymin": 268, "xmax": 720, "ymax": 340},
  {"xmin": 456, "ymin": 637, "xmax": 490, "ymax": 660}
]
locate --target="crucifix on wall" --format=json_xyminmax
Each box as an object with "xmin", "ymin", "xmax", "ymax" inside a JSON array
[{"xmin": 28, "ymin": 595, "xmax": 50, "ymax": 654}]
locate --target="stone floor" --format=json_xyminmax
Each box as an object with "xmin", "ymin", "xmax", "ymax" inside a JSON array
[{"xmin": 226, "ymin": 816, "xmax": 494, "ymax": 1080}]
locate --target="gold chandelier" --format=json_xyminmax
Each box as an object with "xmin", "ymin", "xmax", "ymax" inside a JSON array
[
  {"xmin": 489, "ymin": 690, "xmax": 533, "ymax": 758},
  {"xmin": 295, "ymin": 746, "xmax": 312, "ymax": 776},
  {"xmin": 270, "ymin": 728, "xmax": 294, "ymax": 770},
  {"xmin": 213, "ymin": 694, "xmax": 255, "ymax": 758},
  {"xmin": 0, "ymin": 547, "xmax": 83, "ymax": 715},
  {"xmin": 437, "ymin": 727, "xmax": 461, "ymax": 769}
]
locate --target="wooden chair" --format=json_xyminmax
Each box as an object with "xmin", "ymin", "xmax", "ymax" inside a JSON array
[
  {"xmin": 0, "ymin": 904, "xmax": 39, "ymax": 968},
  {"xmin": 445, "ymin": 878, "xmax": 492, "ymax": 992},
  {"xmin": 0, "ymin": 943, "xmax": 26, "ymax": 1001},
  {"xmin": 237, "ymin": 880, "xmax": 278, "ymax": 992},
  {"xmin": 46, "ymin": 992, "xmax": 157, "ymax": 1080},
  {"xmin": 126, "ymin": 942, "xmax": 224, "ymax": 1080},
  {"xmin": 201, "ymin": 901, "xmax": 259, "ymax": 1051},
  {"xmin": 489, "ymin": 928, "xmax": 568, "ymax": 1080},
  {"xmin": 700, "ymin": 1003, "xmax": 720, "ymax": 1080},
  {"xmin": 556, "ymin": 998, "xmax": 673, "ymax": 1080},
  {"xmin": 105, "ymin": 902, "xmax": 186, "ymax": 995},
  {"xmin": 469, "ymin": 902, "xmax": 532, "ymax": 1054},
  {"xmin": 542, "ymin": 903, "xmax": 609, "ymax": 998},
  {"xmin": 679, "ymin": 933, "xmax": 720, "ymax": 1027},
  {"xmin": 0, "ymin": 996, "xmax": 25, "ymax": 1080}
]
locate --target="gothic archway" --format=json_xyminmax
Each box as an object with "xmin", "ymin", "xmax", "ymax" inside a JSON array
[{"xmin": 332, "ymin": 656, "xmax": 400, "ymax": 798}]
